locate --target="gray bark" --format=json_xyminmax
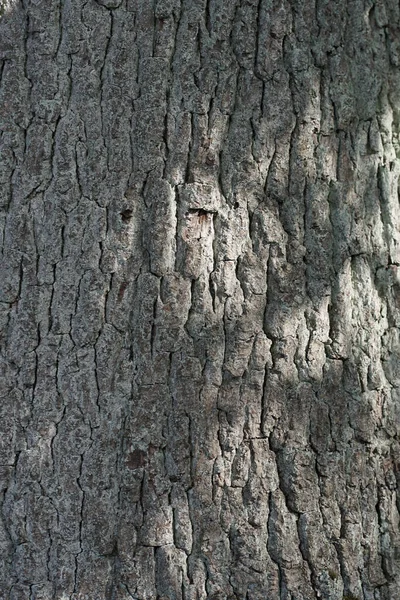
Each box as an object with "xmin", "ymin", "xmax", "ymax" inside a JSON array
[{"xmin": 1, "ymin": 0, "xmax": 400, "ymax": 598}]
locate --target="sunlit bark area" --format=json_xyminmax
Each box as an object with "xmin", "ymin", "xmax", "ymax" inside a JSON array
[{"xmin": 1, "ymin": 0, "xmax": 400, "ymax": 598}]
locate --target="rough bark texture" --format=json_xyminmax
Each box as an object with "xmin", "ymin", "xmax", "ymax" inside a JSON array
[{"xmin": 1, "ymin": 0, "xmax": 400, "ymax": 598}]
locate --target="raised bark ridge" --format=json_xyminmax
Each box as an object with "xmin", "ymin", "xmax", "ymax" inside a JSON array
[{"xmin": 1, "ymin": 0, "xmax": 400, "ymax": 598}]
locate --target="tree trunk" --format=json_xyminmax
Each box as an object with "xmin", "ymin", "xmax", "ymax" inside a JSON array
[{"xmin": 1, "ymin": 0, "xmax": 400, "ymax": 598}]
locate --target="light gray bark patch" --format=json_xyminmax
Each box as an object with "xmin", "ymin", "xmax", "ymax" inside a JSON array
[{"xmin": 2, "ymin": 0, "xmax": 400, "ymax": 598}]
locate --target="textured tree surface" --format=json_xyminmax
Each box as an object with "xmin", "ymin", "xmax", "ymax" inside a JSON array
[{"xmin": 1, "ymin": 0, "xmax": 400, "ymax": 598}]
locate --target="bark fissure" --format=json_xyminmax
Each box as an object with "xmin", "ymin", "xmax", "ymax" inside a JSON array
[{"xmin": 1, "ymin": 0, "xmax": 400, "ymax": 598}]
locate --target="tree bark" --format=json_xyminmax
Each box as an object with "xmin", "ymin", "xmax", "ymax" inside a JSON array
[{"xmin": 1, "ymin": 0, "xmax": 400, "ymax": 598}]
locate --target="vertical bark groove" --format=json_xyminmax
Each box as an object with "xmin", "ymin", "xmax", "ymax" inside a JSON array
[{"xmin": 1, "ymin": 0, "xmax": 400, "ymax": 598}]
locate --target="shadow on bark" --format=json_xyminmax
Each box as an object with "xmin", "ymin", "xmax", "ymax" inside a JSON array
[{"xmin": 1, "ymin": 1, "xmax": 400, "ymax": 600}]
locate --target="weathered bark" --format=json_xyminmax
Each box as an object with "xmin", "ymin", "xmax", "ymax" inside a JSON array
[{"xmin": 1, "ymin": 0, "xmax": 400, "ymax": 598}]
